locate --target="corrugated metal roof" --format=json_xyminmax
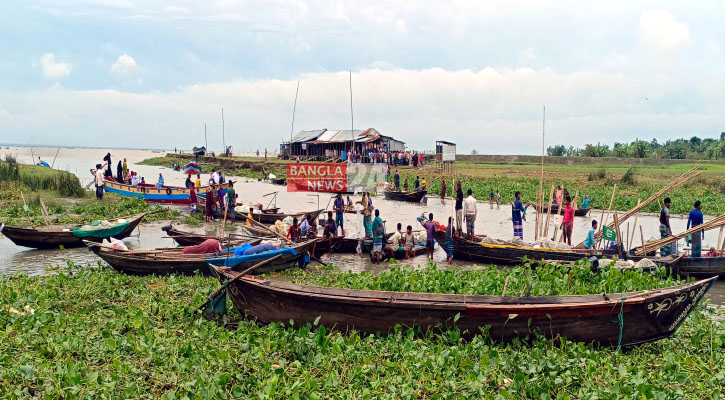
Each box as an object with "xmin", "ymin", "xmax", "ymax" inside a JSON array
[{"xmin": 289, "ymin": 129, "xmax": 327, "ymax": 144}]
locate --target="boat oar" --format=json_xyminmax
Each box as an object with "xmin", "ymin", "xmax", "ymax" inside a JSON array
[
  {"xmin": 241, "ymin": 211, "xmax": 294, "ymax": 245},
  {"xmin": 197, "ymin": 254, "xmax": 284, "ymax": 312}
]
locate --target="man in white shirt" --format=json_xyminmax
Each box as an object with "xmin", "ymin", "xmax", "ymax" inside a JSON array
[
  {"xmin": 464, "ymin": 189, "xmax": 477, "ymax": 240},
  {"xmin": 131, "ymin": 173, "xmax": 139, "ymax": 186},
  {"xmin": 93, "ymin": 163, "xmax": 107, "ymax": 200},
  {"xmin": 211, "ymin": 169, "xmax": 219, "ymax": 185}
]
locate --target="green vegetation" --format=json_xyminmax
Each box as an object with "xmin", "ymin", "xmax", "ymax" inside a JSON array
[
  {"xmin": 290, "ymin": 262, "xmax": 684, "ymax": 296},
  {"xmin": 396, "ymin": 163, "xmax": 724, "ymax": 215},
  {"xmin": 139, "ymin": 155, "xmax": 286, "ymax": 180},
  {"xmin": 0, "ymin": 195, "xmax": 180, "ymax": 226},
  {"xmin": 547, "ymin": 135, "xmax": 725, "ymax": 160},
  {"xmin": 1, "ymin": 263, "xmax": 723, "ymax": 399},
  {"xmin": 0, "ymin": 156, "xmax": 83, "ymax": 197}
]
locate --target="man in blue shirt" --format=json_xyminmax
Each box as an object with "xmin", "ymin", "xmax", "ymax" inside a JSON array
[
  {"xmin": 687, "ymin": 200, "xmax": 704, "ymax": 257},
  {"xmin": 333, "ymin": 193, "xmax": 346, "ymax": 236},
  {"xmin": 584, "ymin": 220, "xmax": 598, "ymax": 249},
  {"xmin": 582, "ymin": 195, "xmax": 591, "ymax": 209}
]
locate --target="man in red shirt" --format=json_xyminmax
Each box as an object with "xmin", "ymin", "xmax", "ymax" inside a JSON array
[{"xmin": 560, "ymin": 196, "xmax": 574, "ymax": 246}]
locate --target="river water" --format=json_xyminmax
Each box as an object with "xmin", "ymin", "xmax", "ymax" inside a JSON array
[{"xmin": 1, "ymin": 146, "xmax": 722, "ymax": 305}]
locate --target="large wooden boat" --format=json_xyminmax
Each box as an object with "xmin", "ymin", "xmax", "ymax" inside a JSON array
[
  {"xmin": 0, "ymin": 213, "xmax": 145, "ymax": 250},
  {"xmin": 312, "ymin": 236, "xmax": 362, "ymax": 255},
  {"xmin": 213, "ymin": 267, "xmax": 714, "ymax": 347},
  {"xmin": 532, "ymin": 204, "xmax": 591, "ymax": 217},
  {"xmin": 103, "ymin": 178, "xmax": 233, "ymax": 204},
  {"xmin": 207, "ymin": 240, "xmax": 317, "ymax": 274},
  {"xmin": 673, "ymin": 256, "xmax": 725, "ymax": 279},
  {"xmin": 383, "ymin": 190, "xmax": 427, "ymax": 203},
  {"xmin": 236, "ymin": 209, "xmax": 324, "ymax": 225},
  {"xmin": 161, "ymin": 224, "xmax": 271, "ymax": 247}
]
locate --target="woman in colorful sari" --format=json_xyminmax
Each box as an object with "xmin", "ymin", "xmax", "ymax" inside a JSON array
[
  {"xmin": 512, "ymin": 191, "xmax": 529, "ymax": 239},
  {"xmin": 371, "ymin": 209, "xmax": 385, "ymax": 264},
  {"xmin": 358, "ymin": 192, "xmax": 373, "ymax": 238},
  {"xmin": 205, "ymin": 184, "xmax": 215, "ymax": 222}
]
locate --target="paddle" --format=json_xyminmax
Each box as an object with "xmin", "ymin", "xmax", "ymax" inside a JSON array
[{"xmin": 197, "ymin": 253, "xmax": 284, "ymax": 312}]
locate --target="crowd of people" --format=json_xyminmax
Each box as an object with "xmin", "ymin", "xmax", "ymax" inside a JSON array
[{"xmin": 347, "ymin": 149, "xmax": 427, "ymax": 166}]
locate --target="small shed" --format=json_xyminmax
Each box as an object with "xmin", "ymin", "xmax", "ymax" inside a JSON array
[{"xmin": 435, "ymin": 141, "xmax": 456, "ymax": 171}]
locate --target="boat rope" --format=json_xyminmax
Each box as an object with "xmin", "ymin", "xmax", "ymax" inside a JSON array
[{"xmin": 611, "ymin": 296, "xmax": 627, "ymax": 352}]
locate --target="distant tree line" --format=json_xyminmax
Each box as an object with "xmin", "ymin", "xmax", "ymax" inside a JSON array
[{"xmin": 547, "ymin": 133, "xmax": 725, "ymax": 160}]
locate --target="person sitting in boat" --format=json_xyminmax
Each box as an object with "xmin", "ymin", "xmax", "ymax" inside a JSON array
[
  {"xmin": 346, "ymin": 196, "xmax": 353, "ymax": 208},
  {"xmin": 705, "ymin": 247, "xmax": 720, "ymax": 257},
  {"xmin": 403, "ymin": 180, "xmax": 409, "ymax": 192},
  {"xmin": 584, "ymin": 220, "xmax": 598, "ymax": 249},
  {"xmin": 195, "ymin": 174, "xmax": 201, "ymax": 188},
  {"xmin": 130, "ymin": 172, "xmax": 139, "ymax": 186},
  {"xmin": 185, "ymin": 175, "xmax": 193, "ymax": 188},
  {"xmin": 156, "ymin": 173, "xmax": 164, "ymax": 189},
  {"xmin": 140, "ymin": 177, "xmax": 145, "ymax": 185},
  {"xmin": 403, "ymin": 225, "xmax": 416, "ymax": 259},
  {"xmin": 287, "ymin": 217, "xmax": 301, "ymax": 243},
  {"xmin": 322, "ymin": 211, "xmax": 338, "ymax": 258},
  {"xmin": 385, "ymin": 223, "xmax": 404, "ymax": 259}
]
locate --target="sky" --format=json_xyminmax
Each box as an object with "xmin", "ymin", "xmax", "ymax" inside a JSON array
[{"xmin": 0, "ymin": 1, "xmax": 724, "ymax": 154}]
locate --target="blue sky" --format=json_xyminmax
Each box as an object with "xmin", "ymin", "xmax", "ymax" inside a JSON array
[{"xmin": 1, "ymin": 1, "xmax": 724, "ymax": 153}]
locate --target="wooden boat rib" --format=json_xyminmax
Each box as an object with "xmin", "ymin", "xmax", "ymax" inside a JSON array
[
  {"xmin": 104, "ymin": 178, "xmax": 233, "ymax": 204},
  {"xmin": 383, "ymin": 190, "xmax": 427, "ymax": 203},
  {"xmin": 236, "ymin": 209, "xmax": 324, "ymax": 225},
  {"xmin": 0, "ymin": 213, "xmax": 145, "ymax": 250},
  {"xmin": 532, "ymin": 204, "xmax": 591, "ymax": 217},
  {"xmin": 214, "ymin": 267, "xmax": 715, "ymax": 347}
]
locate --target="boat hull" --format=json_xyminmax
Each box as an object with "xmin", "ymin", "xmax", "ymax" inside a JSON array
[
  {"xmin": 674, "ymin": 256, "xmax": 725, "ymax": 279},
  {"xmin": 0, "ymin": 213, "xmax": 145, "ymax": 250},
  {"xmin": 383, "ymin": 190, "xmax": 427, "ymax": 203},
  {"xmin": 216, "ymin": 269, "xmax": 714, "ymax": 347},
  {"xmin": 237, "ymin": 209, "xmax": 323, "ymax": 225},
  {"xmin": 434, "ymin": 231, "xmax": 593, "ymax": 265},
  {"xmin": 103, "ymin": 179, "xmax": 232, "ymax": 204}
]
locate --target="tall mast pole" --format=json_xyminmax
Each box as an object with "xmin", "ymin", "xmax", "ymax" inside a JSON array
[
  {"xmin": 204, "ymin": 123, "xmax": 208, "ymax": 151},
  {"xmin": 290, "ymin": 78, "xmax": 300, "ymax": 160},
  {"xmin": 349, "ymin": 70, "xmax": 354, "ymax": 161},
  {"xmin": 221, "ymin": 107, "xmax": 225, "ymax": 154}
]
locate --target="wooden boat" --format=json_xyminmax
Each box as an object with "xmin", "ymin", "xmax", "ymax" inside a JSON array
[
  {"xmin": 103, "ymin": 178, "xmax": 233, "ymax": 204},
  {"xmin": 162, "ymin": 224, "xmax": 271, "ymax": 247},
  {"xmin": 0, "ymin": 213, "xmax": 145, "ymax": 250},
  {"xmin": 434, "ymin": 231, "xmax": 592, "ymax": 265},
  {"xmin": 312, "ymin": 236, "xmax": 362, "ymax": 255},
  {"xmin": 673, "ymin": 256, "xmax": 725, "ymax": 279},
  {"xmin": 383, "ymin": 190, "xmax": 427, "ymax": 203},
  {"xmin": 532, "ymin": 204, "xmax": 591, "ymax": 217},
  {"xmin": 86, "ymin": 242, "xmax": 219, "ymax": 275},
  {"xmin": 213, "ymin": 267, "xmax": 715, "ymax": 346},
  {"xmin": 270, "ymin": 177, "xmax": 286, "ymax": 185},
  {"xmin": 208, "ymin": 240, "xmax": 317, "ymax": 274},
  {"xmin": 236, "ymin": 209, "xmax": 324, "ymax": 225}
]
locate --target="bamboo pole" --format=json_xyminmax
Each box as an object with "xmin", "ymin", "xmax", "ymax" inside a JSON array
[
  {"xmin": 625, "ymin": 222, "xmax": 630, "ymax": 254},
  {"xmin": 627, "ymin": 199, "xmax": 641, "ymax": 254},
  {"xmin": 543, "ymin": 185, "xmax": 555, "ymax": 237},
  {"xmin": 613, "ymin": 211, "xmax": 623, "ymax": 258},
  {"xmin": 717, "ymin": 226, "xmax": 723, "ymax": 253},
  {"xmin": 640, "ymin": 226, "xmax": 647, "ymax": 256},
  {"xmin": 39, "ymin": 199, "xmax": 50, "ymax": 227},
  {"xmin": 552, "ymin": 187, "xmax": 566, "ymax": 241},
  {"xmin": 535, "ymin": 106, "xmax": 545, "ymax": 241},
  {"xmin": 596, "ymin": 184, "xmax": 617, "ymax": 250},
  {"xmin": 576, "ymin": 165, "xmax": 703, "ymax": 248}
]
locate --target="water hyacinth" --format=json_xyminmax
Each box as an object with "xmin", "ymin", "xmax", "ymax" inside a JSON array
[
  {"xmin": 0, "ymin": 264, "xmax": 722, "ymax": 399},
  {"xmin": 289, "ymin": 261, "xmax": 687, "ymax": 297}
]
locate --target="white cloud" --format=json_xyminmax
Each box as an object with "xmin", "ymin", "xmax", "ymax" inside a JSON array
[
  {"xmin": 39, "ymin": 53, "xmax": 72, "ymax": 79},
  {"xmin": 638, "ymin": 10, "xmax": 691, "ymax": 53},
  {"xmin": 110, "ymin": 54, "xmax": 137, "ymax": 75},
  {"xmin": 1, "ymin": 66, "xmax": 722, "ymax": 154}
]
